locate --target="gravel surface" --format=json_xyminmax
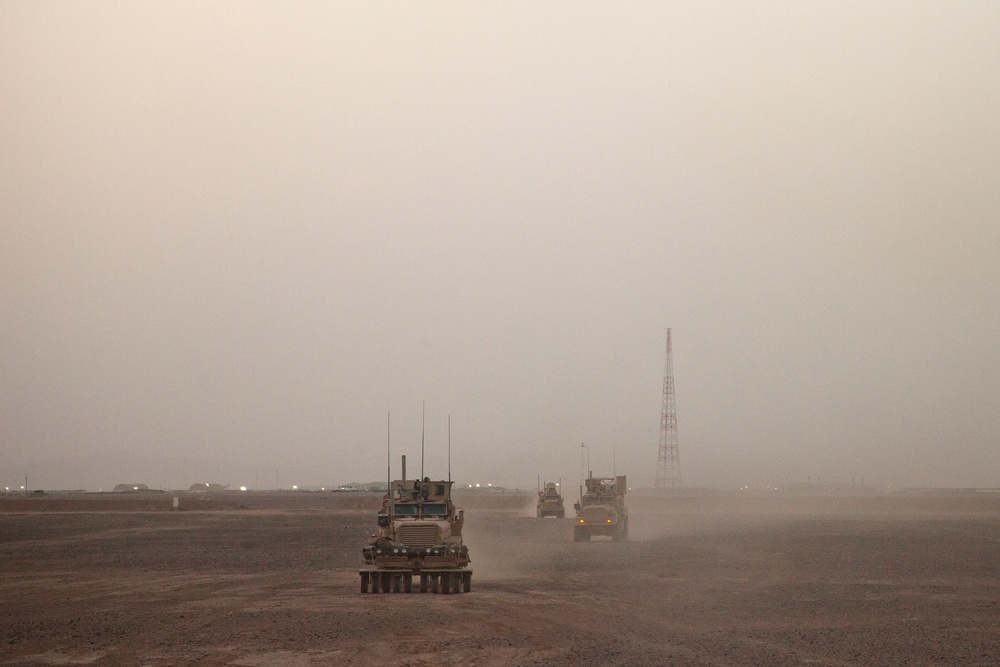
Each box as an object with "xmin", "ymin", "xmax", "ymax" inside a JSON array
[{"xmin": 2, "ymin": 491, "xmax": 999, "ymax": 666}]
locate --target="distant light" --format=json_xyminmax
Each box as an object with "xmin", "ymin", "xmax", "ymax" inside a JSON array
[
  {"xmin": 321, "ymin": 487, "xmax": 325, "ymax": 491},
  {"xmin": 487, "ymin": 483, "xmax": 492, "ymax": 487},
  {"xmin": 292, "ymin": 485, "xmax": 298, "ymax": 490},
  {"xmin": 475, "ymin": 484, "xmax": 480, "ymax": 488},
  {"xmin": 133, "ymin": 486, "xmax": 139, "ymax": 490},
  {"xmin": 20, "ymin": 486, "xmax": 25, "ymax": 490},
  {"xmin": 240, "ymin": 486, "xmax": 247, "ymax": 492}
]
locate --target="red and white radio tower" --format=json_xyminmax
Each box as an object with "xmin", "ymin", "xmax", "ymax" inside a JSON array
[{"xmin": 655, "ymin": 328, "xmax": 681, "ymax": 488}]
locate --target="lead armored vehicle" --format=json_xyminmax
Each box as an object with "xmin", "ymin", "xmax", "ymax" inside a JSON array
[
  {"xmin": 573, "ymin": 475, "xmax": 628, "ymax": 542},
  {"xmin": 536, "ymin": 481, "xmax": 565, "ymax": 518},
  {"xmin": 360, "ymin": 465, "xmax": 471, "ymax": 594}
]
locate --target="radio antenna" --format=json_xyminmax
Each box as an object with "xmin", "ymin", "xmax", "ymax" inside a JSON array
[
  {"xmin": 448, "ymin": 415, "xmax": 452, "ymax": 483},
  {"xmin": 387, "ymin": 411, "xmax": 392, "ymax": 515},
  {"xmin": 421, "ymin": 400, "xmax": 425, "ymax": 479}
]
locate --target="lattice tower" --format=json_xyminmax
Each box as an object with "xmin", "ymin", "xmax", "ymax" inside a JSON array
[{"xmin": 655, "ymin": 328, "xmax": 681, "ymax": 488}]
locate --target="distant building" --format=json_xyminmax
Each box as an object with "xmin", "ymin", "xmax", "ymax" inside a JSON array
[
  {"xmin": 113, "ymin": 483, "xmax": 150, "ymax": 493},
  {"xmin": 188, "ymin": 483, "xmax": 228, "ymax": 493}
]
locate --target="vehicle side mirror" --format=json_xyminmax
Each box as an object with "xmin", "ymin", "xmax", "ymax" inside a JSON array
[
  {"xmin": 573, "ymin": 502, "xmax": 580, "ymax": 511},
  {"xmin": 377, "ymin": 513, "xmax": 390, "ymax": 527}
]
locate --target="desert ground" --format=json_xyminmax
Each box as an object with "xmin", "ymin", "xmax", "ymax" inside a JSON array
[{"xmin": 2, "ymin": 489, "xmax": 999, "ymax": 666}]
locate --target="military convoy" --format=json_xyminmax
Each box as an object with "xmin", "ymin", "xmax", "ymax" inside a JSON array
[
  {"xmin": 358, "ymin": 449, "xmax": 633, "ymax": 594},
  {"xmin": 360, "ymin": 463, "xmax": 472, "ymax": 594},
  {"xmin": 573, "ymin": 475, "xmax": 629, "ymax": 542},
  {"xmin": 536, "ymin": 481, "xmax": 565, "ymax": 518}
]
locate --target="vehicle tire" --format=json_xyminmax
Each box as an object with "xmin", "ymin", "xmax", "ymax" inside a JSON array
[
  {"xmin": 403, "ymin": 574, "xmax": 412, "ymax": 593},
  {"xmin": 360, "ymin": 572, "xmax": 369, "ymax": 594},
  {"xmin": 463, "ymin": 571, "xmax": 472, "ymax": 593},
  {"xmin": 419, "ymin": 574, "xmax": 428, "ymax": 593},
  {"xmin": 431, "ymin": 574, "xmax": 439, "ymax": 594},
  {"xmin": 441, "ymin": 573, "xmax": 451, "ymax": 594},
  {"xmin": 451, "ymin": 573, "xmax": 461, "ymax": 594}
]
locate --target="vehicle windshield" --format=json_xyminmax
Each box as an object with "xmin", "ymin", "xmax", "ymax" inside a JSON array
[{"xmin": 392, "ymin": 503, "xmax": 447, "ymax": 517}]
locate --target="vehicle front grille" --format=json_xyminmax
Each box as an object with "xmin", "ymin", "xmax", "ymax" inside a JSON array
[
  {"xmin": 583, "ymin": 506, "xmax": 610, "ymax": 523},
  {"xmin": 396, "ymin": 524, "xmax": 440, "ymax": 547}
]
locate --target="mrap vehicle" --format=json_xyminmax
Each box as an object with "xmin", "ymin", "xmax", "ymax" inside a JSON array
[
  {"xmin": 573, "ymin": 475, "xmax": 628, "ymax": 542},
  {"xmin": 536, "ymin": 481, "xmax": 565, "ymax": 518},
  {"xmin": 360, "ymin": 461, "xmax": 471, "ymax": 594}
]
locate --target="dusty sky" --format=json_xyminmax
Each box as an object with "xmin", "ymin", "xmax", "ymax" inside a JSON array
[{"xmin": 2, "ymin": 2, "xmax": 999, "ymax": 491}]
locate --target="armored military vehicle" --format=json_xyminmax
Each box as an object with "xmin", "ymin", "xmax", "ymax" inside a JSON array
[
  {"xmin": 360, "ymin": 465, "xmax": 471, "ymax": 594},
  {"xmin": 573, "ymin": 474, "xmax": 628, "ymax": 542},
  {"xmin": 536, "ymin": 481, "xmax": 565, "ymax": 518}
]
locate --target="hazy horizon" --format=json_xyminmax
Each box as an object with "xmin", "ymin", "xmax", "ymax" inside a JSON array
[{"xmin": 3, "ymin": 2, "xmax": 999, "ymax": 492}]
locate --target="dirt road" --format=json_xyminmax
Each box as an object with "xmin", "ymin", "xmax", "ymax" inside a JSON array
[{"xmin": 2, "ymin": 491, "xmax": 999, "ymax": 666}]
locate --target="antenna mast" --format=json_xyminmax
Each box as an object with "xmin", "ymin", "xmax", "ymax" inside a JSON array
[
  {"xmin": 387, "ymin": 411, "xmax": 393, "ymax": 514},
  {"xmin": 421, "ymin": 400, "xmax": 425, "ymax": 479},
  {"xmin": 655, "ymin": 328, "xmax": 682, "ymax": 489}
]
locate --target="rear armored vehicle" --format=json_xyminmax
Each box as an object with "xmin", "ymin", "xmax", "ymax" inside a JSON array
[
  {"xmin": 573, "ymin": 475, "xmax": 628, "ymax": 542},
  {"xmin": 536, "ymin": 481, "xmax": 565, "ymax": 518},
  {"xmin": 360, "ymin": 460, "xmax": 471, "ymax": 594}
]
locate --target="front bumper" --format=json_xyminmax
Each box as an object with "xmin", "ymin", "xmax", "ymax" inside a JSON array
[{"xmin": 362, "ymin": 542, "xmax": 470, "ymax": 569}]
